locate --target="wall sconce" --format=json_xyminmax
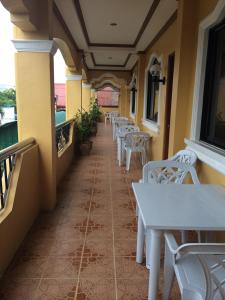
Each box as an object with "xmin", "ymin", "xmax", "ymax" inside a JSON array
[
  {"xmin": 150, "ymin": 60, "xmax": 166, "ymax": 85},
  {"xmin": 131, "ymin": 86, "xmax": 137, "ymax": 93}
]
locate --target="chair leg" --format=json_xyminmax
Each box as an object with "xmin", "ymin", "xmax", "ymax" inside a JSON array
[
  {"xmin": 141, "ymin": 150, "xmax": 146, "ymax": 166},
  {"xmin": 126, "ymin": 150, "xmax": 132, "ymax": 171},
  {"xmin": 163, "ymin": 242, "xmax": 175, "ymax": 300},
  {"xmin": 181, "ymin": 230, "xmax": 188, "ymax": 243}
]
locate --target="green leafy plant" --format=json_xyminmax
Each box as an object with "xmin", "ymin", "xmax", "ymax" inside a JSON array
[
  {"xmin": 89, "ymin": 97, "xmax": 102, "ymax": 125},
  {"xmin": 74, "ymin": 110, "xmax": 92, "ymax": 143}
]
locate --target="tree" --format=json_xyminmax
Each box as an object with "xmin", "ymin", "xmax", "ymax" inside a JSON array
[{"xmin": 0, "ymin": 88, "xmax": 16, "ymax": 107}]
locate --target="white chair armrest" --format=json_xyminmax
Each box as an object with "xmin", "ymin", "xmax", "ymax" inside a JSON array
[{"xmin": 165, "ymin": 233, "xmax": 225, "ymax": 256}]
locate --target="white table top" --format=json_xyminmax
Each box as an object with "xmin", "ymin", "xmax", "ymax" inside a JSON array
[{"xmin": 132, "ymin": 183, "xmax": 225, "ymax": 231}]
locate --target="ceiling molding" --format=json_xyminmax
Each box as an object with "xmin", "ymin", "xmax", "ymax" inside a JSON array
[
  {"xmin": 53, "ymin": 2, "xmax": 81, "ymax": 52},
  {"xmin": 90, "ymin": 53, "xmax": 132, "ymax": 68},
  {"xmin": 73, "ymin": 0, "xmax": 160, "ymax": 48},
  {"xmin": 144, "ymin": 10, "xmax": 177, "ymax": 52}
]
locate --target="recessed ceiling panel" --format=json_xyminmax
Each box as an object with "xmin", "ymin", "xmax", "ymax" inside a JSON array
[
  {"xmin": 79, "ymin": 0, "xmax": 153, "ymax": 45},
  {"xmin": 93, "ymin": 51, "xmax": 129, "ymax": 65}
]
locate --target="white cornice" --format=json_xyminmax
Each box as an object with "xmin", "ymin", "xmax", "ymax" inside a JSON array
[
  {"xmin": 66, "ymin": 74, "xmax": 82, "ymax": 81},
  {"xmin": 12, "ymin": 39, "xmax": 58, "ymax": 55},
  {"xmin": 82, "ymin": 83, "xmax": 92, "ymax": 88}
]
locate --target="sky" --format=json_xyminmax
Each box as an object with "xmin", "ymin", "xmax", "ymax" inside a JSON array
[{"xmin": 0, "ymin": 3, "xmax": 65, "ymax": 87}]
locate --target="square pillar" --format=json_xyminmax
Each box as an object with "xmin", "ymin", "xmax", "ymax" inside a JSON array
[
  {"xmin": 82, "ymin": 83, "xmax": 91, "ymax": 111},
  {"xmin": 13, "ymin": 39, "xmax": 57, "ymax": 210},
  {"xmin": 66, "ymin": 73, "xmax": 82, "ymax": 119}
]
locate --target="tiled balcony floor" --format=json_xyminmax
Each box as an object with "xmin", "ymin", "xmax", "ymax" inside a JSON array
[{"xmin": 0, "ymin": 123, "xmax": 180, "ymax": 299}]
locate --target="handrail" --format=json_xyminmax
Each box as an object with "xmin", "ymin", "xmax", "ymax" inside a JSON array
[
  {"xmin": 0, "ymin": 138, "xmax": 36, "ymax": 161},
  {"xmin": 55, "ymin": 118, "xmax": 75, "ymax": 129},
  {"xmin": 0, "ymin": 137, "xmax": 36, "ymax": 210},
  {"xmin": 55, "ymin": 118, "xmax": 75, "ymax": 153}
]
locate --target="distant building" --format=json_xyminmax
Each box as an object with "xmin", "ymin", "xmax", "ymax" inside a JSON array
[{"xmin": 54, "ymin": 83, "xmax": 65, "ymax": 109}]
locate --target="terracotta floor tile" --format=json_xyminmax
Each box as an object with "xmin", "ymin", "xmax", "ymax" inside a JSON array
[
  {"xmin": 77, "ymin": 278, "xmax": 116, "ymax": 300},
  {"xmin": 114, "ymin": 240, "xmax": 137, "ymax": 257},
  {"xmin": 43, "ymin": 257, "xmax": 80, "ymax": 278},
  {"xmin": 117, "ymin": 279, "xmax": 148, "ymax": 300},
  {"xmin": 0, "ymin": 278, "xmax": 40, "ymax": 300},
  {"xmin": 80, "ymin": 256, "xmax": 114, "ymax": 278},
  {"xmin": 6, "ymin": 256, "xmax": 48, "ymax": 279},
  {"xmin": 20, "ymin": 238, "xmax": 55, "ymax": 257},
  {"xmin": 84, "ymin": 238, "xmax": 113, "ymax": 257},
  {"xmin": 115, "ymin": 257, "xmax": 148, "ymax": 280},
  {"xmin": 50, "ymin": 239, "xmax": 84, "ymax": 257},
  {"xmin": 34, "ymin": 278, "xmax": 77, "ymax": 299},
  {"xmin": 114, "ymin": 226, "xmax": 137, "ymax": 240}
]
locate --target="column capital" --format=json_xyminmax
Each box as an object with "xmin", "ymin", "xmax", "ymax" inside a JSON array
[
  {"xmin": 66, "ymin": 74, "xmax": 82, "ymax": 81},
  {"xmin": 12, "ymin": 39, "xmax": 58, "ymax": 55},
  {"xmin": 82, "ymin": 83, "xmax": 92, "ymax": 89}
]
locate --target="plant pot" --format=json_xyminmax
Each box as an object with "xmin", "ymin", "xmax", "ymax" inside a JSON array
[
  {"xmin": 90, "ymin": 125, "xmax": 97, "ymax": 136},
  {"xmin": 79, "ymin": 140, "xmax": 93, "ymax": 155}
]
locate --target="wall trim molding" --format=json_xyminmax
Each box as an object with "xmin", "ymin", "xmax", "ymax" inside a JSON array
[
  {"xmin": 185, "ymin": 139, "xmax": 225, "ymax": 176},
  {"xmin": 12, "ymin": 39, "xmax": 58, "ymax": 55}
]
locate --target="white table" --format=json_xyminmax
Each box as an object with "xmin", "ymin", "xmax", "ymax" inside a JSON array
[{"xmin": 132, "ymin": 183, "xmax": 225, "ymax": 300}]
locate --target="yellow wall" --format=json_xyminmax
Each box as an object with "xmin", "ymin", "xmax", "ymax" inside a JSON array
[
  {"xmin": 0, "ymin": 145, "xmax": 40, "ymax": 273},
  {"xmin": 127, "ymin": 0, "xmax": 225, "ymax": 187},
  {"xmin": 140, "ymin": 20, "xmax": 177, "ymax": 161},
  {"xmin": 56, "ymin": 126, "xmax": 75, "ymax": 185}
]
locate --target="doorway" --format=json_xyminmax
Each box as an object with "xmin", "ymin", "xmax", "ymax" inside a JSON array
[{"xmin": 163, "ymin": 53, "xmax": 175, "ymax": 159}]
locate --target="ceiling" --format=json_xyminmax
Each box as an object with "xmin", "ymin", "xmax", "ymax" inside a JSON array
[{"xmin": 54, "ymin": 0, "xmax": 178, "ymax": 71}]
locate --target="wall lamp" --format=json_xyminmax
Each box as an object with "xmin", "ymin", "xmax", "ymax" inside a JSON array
[{"xmin": 150, "ymin": 60, "xmax": 166, "ymax": 85}]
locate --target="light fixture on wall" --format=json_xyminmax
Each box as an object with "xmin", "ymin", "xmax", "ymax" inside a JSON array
[{"xmin": 150, "ymin": 59, "xmax": 166, "ymax": 85}]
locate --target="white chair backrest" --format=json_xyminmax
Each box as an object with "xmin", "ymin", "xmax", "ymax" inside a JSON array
[
  {"xmin": 170, "ymin": 149, "xmax": 197, "ymax": 166},
  {"xmin": 118, "ymin": 125, "xmax": 140, "ymax": 136},
  {"xmin": 112, "ymin": 116, "xmax": 127, "ymax": 124},
  {"xmin": 142, "ymin": 160, "xmax": 200, "ymax": 184},
  {"xmin": 125, "ymin": 132, "xmax": 150, "ymax": 151}
]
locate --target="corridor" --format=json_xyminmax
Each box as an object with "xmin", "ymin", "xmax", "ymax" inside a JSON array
[{"xmin": 0, "ymin": 123, "xmax": 179, "ymax": 299}]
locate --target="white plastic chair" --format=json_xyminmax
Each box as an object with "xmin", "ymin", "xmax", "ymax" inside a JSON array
[
  {"xmin": 117, "ymin": 125, "xmax": 140, "ymax": 165},
  {"xmin": 110, "ymin": 111, "xmax": 119, "ymax": 124},
  {"xmin": 113, "ymin": 117, "xmax": 128, "ymax": 141},
  {"xmin": 163, "ymin": 232, "xmax": 225, "ymax": 300},
  {"xmin": 104, "ymin": 112, "xmax": 111, "ymax": 125},
  {"xmin": 138, "ymin": 160, "xmax": 200, "ymax": 268},
  {"xmin": 124, "ymin": 132, "xmax": 150, "ymax": 171},
  {"xmin": 169, "ymin": 149, "xmax": 197, "ymax": 166}
]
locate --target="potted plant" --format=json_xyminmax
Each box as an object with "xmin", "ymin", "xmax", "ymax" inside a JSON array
[
  {"xmin": 89, "ymin": 98, "xmax": 102, "ymax": 136},
  {"xmin": 74, "ymin": 110, "xmax": 93, "ymax": 155}
]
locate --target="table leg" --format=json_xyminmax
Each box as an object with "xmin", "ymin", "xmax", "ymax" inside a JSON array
[
  {"xmin": 148, "ymin": 229, "xmax": 162, "ymax": 300},
  {"xmin": 136, "ymin": 213, "xmax": 145, "ymax": 263}
]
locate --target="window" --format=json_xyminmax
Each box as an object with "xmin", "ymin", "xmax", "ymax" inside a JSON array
[
  {"xmin": 146, "ymin": 62, "xmax": 159, "ymax": 122},
  {"xmin": 97, "ymin": 86, "xmax": 119, "ymax": 107},
  {"xmin": 201, "ymin": 18, "xmax": 225, "ymax": 150},
  {"xmin": 130, "ymin": 79, "xmax": 136, "ymax": 115}
]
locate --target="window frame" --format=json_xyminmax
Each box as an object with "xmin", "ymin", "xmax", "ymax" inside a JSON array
[
  {"xmin": 187, "ymin": 0, "xmax": 225, "ymax": 175},
  {"xmin": 142, "ymin": 54, "xmax": 162, "ymax": 133},
  {"xmin": 129, "ymin": 76, "xmax": 137, "ymax": 118}
]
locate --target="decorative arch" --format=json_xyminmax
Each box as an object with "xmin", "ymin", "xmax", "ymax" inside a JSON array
[
  {"xmin": 53, "ymin": 38, "xmax": 77, "ymax": 72},
  {"xmin": 94, "ymin": 79, "xmax": 121, "ymax": 90},
  {"xmin": 91, "ymin": 73, "xmax": 119, "ymax": 84}
]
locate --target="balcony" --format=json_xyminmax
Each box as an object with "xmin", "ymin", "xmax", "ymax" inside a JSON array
[
  {"xmin": 0, "ymin": 0, "xmax": 225, "ymax": 299},
  {"xmin": 0, "ymin": 123, "xmax": 181, "ymax": 299}
]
